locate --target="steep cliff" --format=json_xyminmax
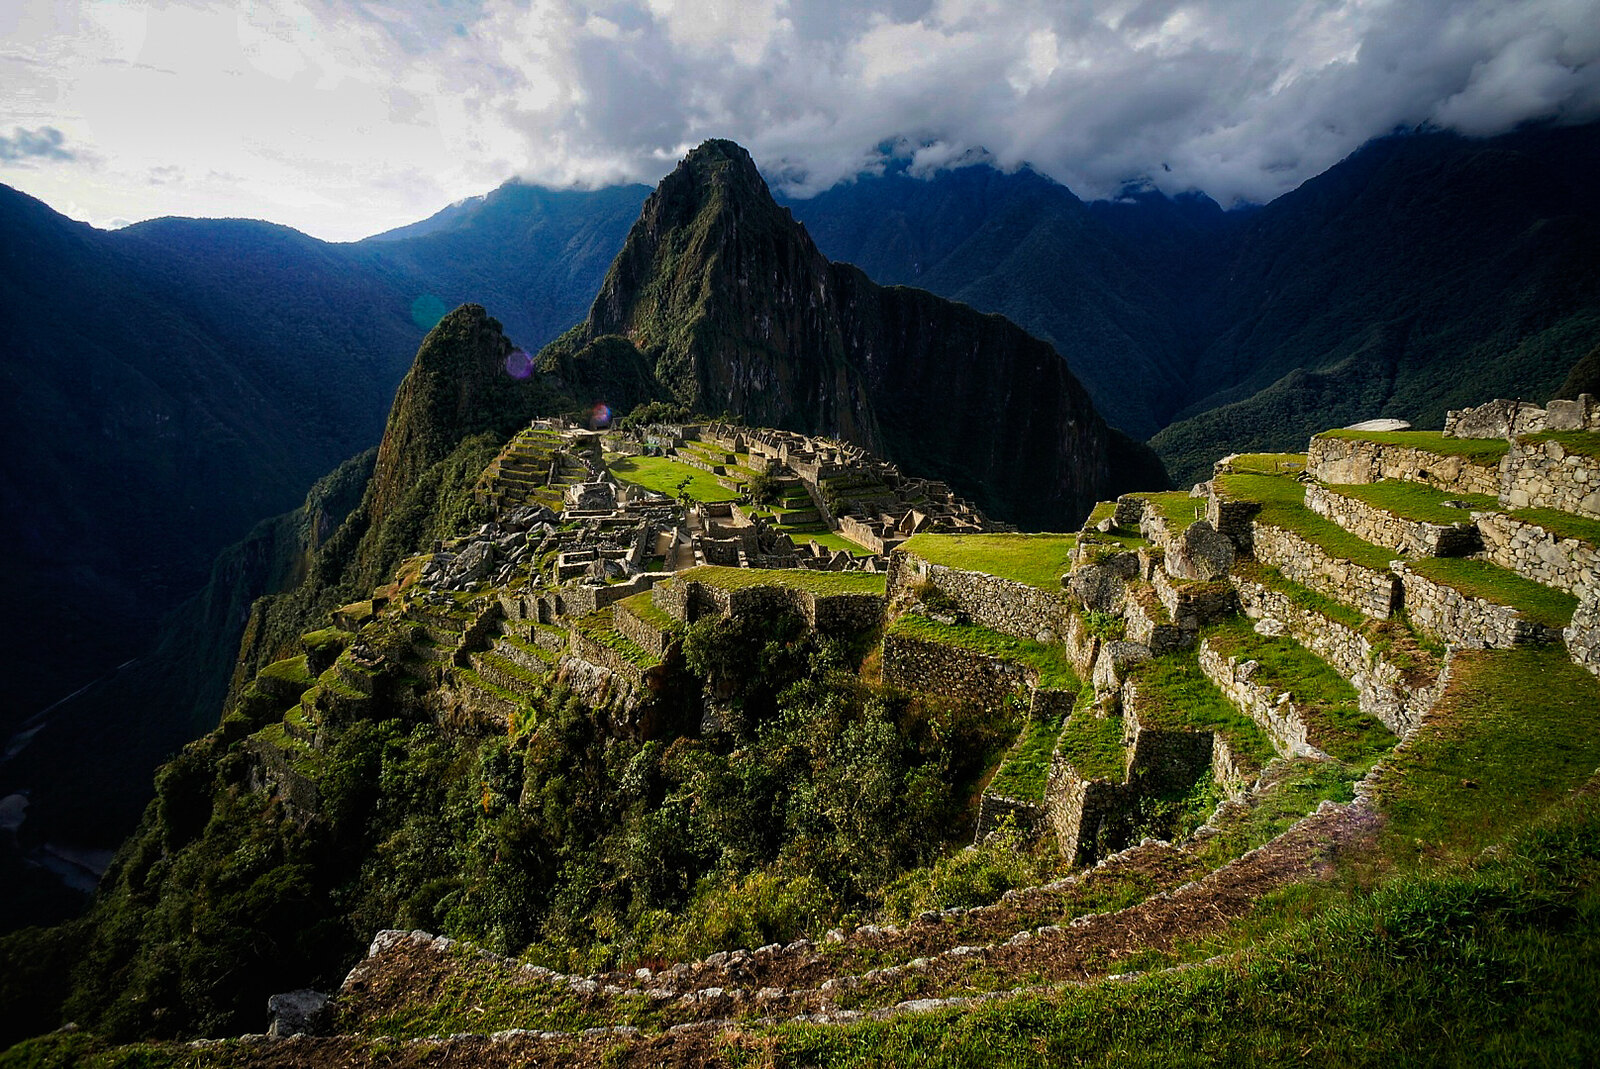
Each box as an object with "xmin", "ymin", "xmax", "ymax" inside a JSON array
[{"xmin": 541, "ymin": 140, "xmax": 1162, "ymax": 528}]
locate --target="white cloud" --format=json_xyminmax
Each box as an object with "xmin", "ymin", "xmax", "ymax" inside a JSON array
[{"xmin": 1, "ymin": 0, "xmax": 1598, "ymax": 239}]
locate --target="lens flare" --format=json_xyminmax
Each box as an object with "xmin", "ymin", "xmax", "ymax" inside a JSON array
[
  {"xmin": 591, "ymin": 402, "xmax": 612, "ymax": 429},
  {"xmin": 503, "ymin": 348, "xmax": 533, "ymax": 380}
]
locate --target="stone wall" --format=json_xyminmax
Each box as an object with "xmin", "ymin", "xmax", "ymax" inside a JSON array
[
  {"xmin": 1231, "ymin": 572, "xmax": 1444, "ymax": 737},
  {"xmin": 614, "ymin": 605, "xmax": 678, "ymax": 660},
  {"xmin": 889, "ymin": 551, "xmax": 1074, "ymax": 642},
  {"xmin": 1307, "ymin": 435, "xmax": 1503, "ymax": 497},
  {"xmin": 1207, "ymin": 496, "xmax": 1262, "ymax": 552},
  {"xmin": 1304, "ymin": 484, "xmax": 1480, "ymax": 557},
  {"xmin": 1475, "ymin": 512, "xmax": 1600, "ymax": 599},
  {"xmin": 1567, "ymin": 593, "xmax": 1600, "ymax": 677},
  {"xmin": 1197, "ymin": 639, "xmax": 1314, "ymax": 758},
  {"xmin": 1392, "ymin": 562, "xmax": 1564, "ymax": 648},
  {"xmin": 1252, "ymin": 522, "xmax": 1399, "ymax": 619},
  {"xmin": 1500, "ymin": 437, "xmax": 1600, "ymax": 520},
  {"xmin": 1123, "ymin": 582, "xmax": 1193, "ymax": 655},
  {"xmin": 1150, "ymin": 568, "xmax": 1238, "ymax": 630},
  {"xmin": 650, "ymin": 576, "xmax": 883, "ymax": 634},
  {"xmin": 973, "ymin": 792, "xmax": 1045, "ymax": 843},
  {"xmin": 1443, "ymin": 398, "xmax": 1549, "ymax": 438},
  {"xmin": 881, "ymin": 632, "xmax": 1032, "ymax": 711},
  {"xmin": 1044, "ymin": 760, "xmax": 1133, "ymax": 866}
]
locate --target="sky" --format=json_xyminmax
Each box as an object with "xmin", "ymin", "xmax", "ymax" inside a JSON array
[{"xmin": 3, "ymin": 0, "xmax": 1599, "ymax": 242}]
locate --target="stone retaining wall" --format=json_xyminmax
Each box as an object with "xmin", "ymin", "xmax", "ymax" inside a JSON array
[
  {"xmin": 651, "ymin": 577, "xmax": 884, "ymax": 634},
  {"xmin": 889, "ymin": 551, "xmax": 1074, "ymax": 642},
  {"xmin": 1567, "ymin": 593, "xmax": 1600, "ymax": 676},
  {"xmin": 1304, "ymin": 484, "xmax": 1479, "ymax": 557},
  {"xmin": 1392, "ymin": 562, "xmax": 1563, "ymax": 648},
  {"xmin": 569, "ymin": 629, "xmax": 651, "ymax": 690},
  {"xmin": 1474, "ymin": 512, "xmax": 1600, "ymax": 599},
  {"xmin": 1197, "ymin": 640, "xmax": 1314, "ymax": 757},
  {"xmin": 973, "ymin": 792, "xmax": 1044, "ymax": 843},
  {"xmin": 1231, "ymin": 572, "xmax": 1444, "ymax": 737},
  {"xmin": 1501, "ymin": 437, "xmax": 1600, "ymax": 519},
  {"xmin": 1252, "ymin": 522, "xmax": 1399, "ymax": 619},
  {"xmin": 1307, "ymin": 435, "xmax": 1503, "ymax": 497},
  {"xmin": 614, "ymin": 605, "xmax": 678, "ymax": 660},
  {"xmin": 1150, "ymin": 569, "xmax": 1237, "ymax": 630},
  {"xmin": 881, "ymin": 632, "xmax": 1030, "ymax": 711},
  {"xmin": 1044, "ymin": 760, "xmax": 1132, "ymax": 866}
]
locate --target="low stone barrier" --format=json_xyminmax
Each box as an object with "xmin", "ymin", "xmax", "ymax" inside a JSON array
[
  {"xmin": 1150, "ymin": 569, "xmax": 1237, "ymax": 630},
  {"xmin": 1304, "ymin": 484, "xmax": 1479, "ymax": 557},
  {"xmin": 889, "ymin": 551, "xmax": 1074, "ymax": 642},
  {"xmin": 1307, "ymin": 435, "xmax": 1503, "ymax": 497},
  {"xmin": 1392, "ymin": 562, "xmax": 1564, "ymax": 648},
  {"xmin": 1501, "ymin": 437, "xmax": 1600, "ymax": 519},
  {"xmin": 1231, "ymin": 572, "xmax": 1444, "ymax": 737},
  {"xmin": 973, "ymin": 792, "xmax": 1045, "ymax": 844},
  {"xmin": 1197, "ymin": 639, "xmax": 1315, "ymax": 758},
  {"xmin": 1252, "ymin": 522, "xmax": 1399, "ymax": 619},
  {"xmin": 1474, "ymin": 512, "xmax": 1600, "ymax": 600}
]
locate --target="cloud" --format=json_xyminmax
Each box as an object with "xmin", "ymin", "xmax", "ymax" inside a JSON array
[
  {"xmin": 0, "ymin": 125, "xmax": 73, "ymax": 163},
  {"xmin": 3, "ymin": 0, "xmax": 1599, "ymax": 238}
]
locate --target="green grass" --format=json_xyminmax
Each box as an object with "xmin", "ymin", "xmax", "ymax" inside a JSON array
[
  {"xmin": 1406, "ymin": 557, "xmax": 1579, "ymax": 629},
  {"xmin": 607, "ymin": 455, "xmax": 739, "ymax": 502},
  {"xmin": 1231, "ymin": 560, "xmax": 1366, "ymax": 630},
  {"xmin": 1227, "ymin": 452, "xmax": 1307, "ymax": 475},
  {"xmin": 257, "ymin": 654, "xmax": 313, "ymax": 688},
  {"xmin": 1203, "ymin": 617, "xmax": 1396, "ymax": 765},
  {"xmin": 1126, "ymin": 653, "xmax": 1277, "ymax": 770},
  {"xmin": 898, "ymin": 532, "xmax": 1078, "ymax": 590},
  {"xmin": 1316, "ymin": 428, "xmax": 1512, "ymax": 465},
  {"xmin": 790, "ymin": 530, "xmax": 872, "ymax": 554},
  {"xmin": 684, "ymin": 565, "xmax": 887, "ymax": 597},
  {"xmin": 889, "ymin": 613, "xmax": 1079, "ymax": 690},
  {"xmin": 1217, "ymin": 472, "xmax": 1398, "ymax": 572},
  {"xmin": 617, "ymin": 590, "xmax": 680, "ymax": 633},
  {"xmin": 300, "ymin": 626, "xmax": 353, "ymax": 657},
  {"xmin": 1056, "ymin": 689, "xmax": 1128, "ymax": 783},
  {"xmin": 1520, "ymin": 430, "xmax": 1600, "ymax": 460},
  {"xmin": 1324, "ymin": 480, "xmax": 1498, "ymax": 524},
  {"xmin": 988, "ymin": 706, "xmax": 1073, "ymax": 801},
  {"xmin": 452, "ymin": 666, "xmax": 525, "ymax": 707},
  {"xmin": 572, "ymin": 609, "xmax": 660, "ymax": 669},
  {"xmin": 1142, "ymin": 491, "xmax": 1205, "ymax": 534},
  {"xmin": 1509, "ymin": 506, "xmax": 1600, "ymax": 547},
  {"xmin": 498, "ymin": 632, "xmax": 560, "ymax": 666}
]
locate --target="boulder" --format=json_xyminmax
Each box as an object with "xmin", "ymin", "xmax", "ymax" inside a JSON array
[
  {"xmin": 1343, "ymin": 418, "xmax": 1413, "ymax": 432},
  {"xmin": 1164, "ymin": 520, "xmax": 1235, "ymax": 581},
  {"xmin": 266, "ymin": 989, "xmax": 329, "ymax": 1038}
]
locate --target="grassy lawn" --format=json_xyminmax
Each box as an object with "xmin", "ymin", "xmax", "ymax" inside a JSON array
[
  {"xmin": 607, "ymin": 455, "xmax": 739, "ymax": 502},
  {"xmin": 1324, "ymin": 479, "xmax": 1498, "ymax": 524},
  {"xmin": 898, "ymin": 532, "xmax": 1078, "ymax": 590},
  {"xmin": 1125, "ymin": 652, "xmax": 1277, "ymax": 770},
  {"xmin": 1204, "ymin": 617, "xmax": 1395, "ymax": 765},
  {"xmin": 258, "ymin": 654, "xmax": 314, "ymax": 688},
  {"xmin": 889, "ymin": 613, "xmax": 1079, "ymax": 689},
  {"xmin": 1142, "ymin": 490, "xmax": 1206, "ymax": 534},
  {"xmin": 684, "ymin": 565, "xmax": 887, "ymax": 597},
  {"xmin": 1228, "ymin": 452, "xmax": 1307, "ymax": 475},
  {"xmin": 1519, "ymin": 430, "xmax": 1600, "ymax": 460},
  {"xmin": 988, "ymin": 707, "xmax": 1072, "ymax": 801},
  {"xmin": 1407, "ymin": 557, "xmax": 1578, "ymax": 629},
  {"xmin": 1315, "ymin": 428, "xmax": 1511, "ymax": 465},
  {"xmin": 1056, "ymin": 689, "xmax": 1128, "ymax": 782},
  {"xmin": 1216, "ymin": 472, "xmax": 1397, "ymax": 571},
  {"xmin": 1510, "ymin": 506, "xmax": 1600, "ymax": 547}
]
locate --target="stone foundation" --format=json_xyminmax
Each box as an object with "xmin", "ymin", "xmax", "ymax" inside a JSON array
[{"xmin": 889, "ymin": 551, "xmax": 1074, "ymax": 642}]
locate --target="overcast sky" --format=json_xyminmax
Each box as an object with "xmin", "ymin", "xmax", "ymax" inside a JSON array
[{"xmin": 3, "ymin": 0, "xmax": 1598, "ymax": 242}]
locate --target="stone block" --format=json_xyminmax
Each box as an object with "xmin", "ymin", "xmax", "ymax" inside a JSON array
[{"xmin": 1164, "ymin": 519, "xmax": 1235, "ymax": 581}]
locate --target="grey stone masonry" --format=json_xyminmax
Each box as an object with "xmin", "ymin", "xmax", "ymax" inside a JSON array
[
  {"xmin": 1500, "ymin": 436, "xmax": 1600, "ymax": 520},
  {"xmin": 1044, "ymin": 761, "xmax": 1132, "ymax": 866},
  {"xmin": 1474, "ymin": 512, "xmax": 1600, "ymax": 600},
  {"xmin": 1443, "ymin": 398, "xmax": 1549, "ymax": 438},
  {"xmin": 1150, "ymin": 565, "xmax": 1238, "ymax": 631},
  {"xmin": 1304, "ymin": 484, "xmax": 1480, "ymax": 557},
  {"xmin": 882, "ymin": 631, "xmax": 1031, "ymax": 711},
  {"xmin": 888, "ymin": 551, "xmax": 1074, "ymax": 643},
  {"xmin": 1392, "ymin": 562, "xmax": 1565, "ymax": 649},
  {"xmin": 973, "ymin": 792, "xmax": 1044, "ymax": 844},
  {"xmin": 1231, "ymin": 571, "xmax": 1447, "ymax": 737},
  {"xmin": 1307, "ymin": 435, "xmax": 1503, "ymax": 497},
  {"xmin": 1567, "ymin": 592, "xmax": 1600, "ymax": 677},
  {"xmin": 1207, "ymin": 495, "xmax": 1262, "ymax": 552},
  {"xmin": 1197, "ymin": 638, "xmax": 1320, "ymax": 758},
  {"xmin": 1251, "ymin": 522, "xmax": 1399, "ymax": 620}
]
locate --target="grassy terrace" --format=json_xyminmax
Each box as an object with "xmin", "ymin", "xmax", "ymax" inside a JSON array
[
  {"xmin": 988, "ymin": 704, "xmax": 1073, "ymax": 801},
  {"xmin": 898, "ymin": 532, "xmax": 1077, "ymax": 590},
  {"xmin": 499, "ymin": 631, "xmax": 559, "ymax": 666},
  {"xmin": 1520, "ymin": 429, "xmax": 1600, "ymax": 460},
  {"xmin": 1324, "ymin": 479, "xmax": 1498, "ymax": 524},
  {"xmin": 1231, "ymin": 560, "xmax": 1366, "ymax": 630},
  {"xmin": 617, "ymin": 590, "xmax": 680, "ymax": 633},
  {"xmin": 1227, "ymin": 451, "xmax": 1307, "ymax": 475},
  {"xmin": 258, "ymin": 654, "xmax": 314, "ymax": 688},
  {"xmin": 1056, "ymin": 689, "xmax": 1128, "ymax": 782},
  {"xmin": 1142, "ymin": 490, "xmax": 1205, "ymax": 534},
  {"xmin": 889, "ymin": 613, "xmax": 1078, "ymax": 689},
  {"xmin": 1216, "ymin": 471, "xmax": 1397, "ymax": 572},
  {"xmin": 1315, "ymin": 428, "xmax": 1511, "ymax": 465},
  {"xmin": 1204, "ymin": 616, "xmax": 1396, "ymax": 765},
  {"xmin": 572, "ymin": 608, "xmax": 660, "ymax": 669},
  {"xmin": 683, "ymin": 565, "xmax": 887, "ymax": 597},
  {"xmin": 1125, "ymin": 651, "xmax": 1277, "ymax": 770},
  {"xmin": 606, "ymin": 455, "xmax": 739, "ymax": 502},
  {"xmin": 792, "ymin": 530, "xmax": 872, "ymax": 554},
  {"xmin": 1509, "ymin": 505, "xmax": 1600, "ymax": 546},
  {"xmin": 1407, "ymin": 557, "xmax": 1578, "ymax": 629}
]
